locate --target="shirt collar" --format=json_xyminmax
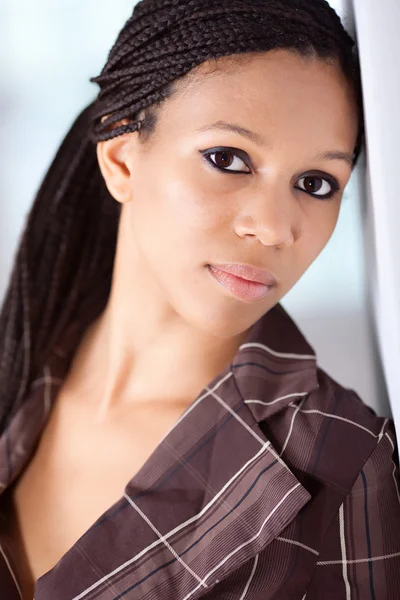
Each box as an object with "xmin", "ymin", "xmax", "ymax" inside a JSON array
[
  {"xmin": 232, "ymin": 302, "xmax": 319, "ymax": 423},
  {"xmin": 1, "ymin": 302, "xmax": 318, "ymax": 599}
]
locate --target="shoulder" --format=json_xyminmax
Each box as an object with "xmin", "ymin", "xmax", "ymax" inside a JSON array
[
  {"xmin": 304, "ymin": 371, "xmax": 400, "ymax": 599},
  {"xmin": 307, "ymin": 365, "xmax": 392, "ymax": 448},
  {"xmin": 310, "ymin": 366, "xmax": 397, "ymax": 490},
  {"xmin": 263, "ymin": 365, "xmax": 397, "ymax": 494}
]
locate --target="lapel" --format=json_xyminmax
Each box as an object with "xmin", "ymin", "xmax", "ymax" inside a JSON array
[
  {"xmin": 232, "ymin": 302, "xmax": 319, "ymax": 423},
  {"xmin": 31, "ymin": 303, "xmax": 319, "ymax": 600}
]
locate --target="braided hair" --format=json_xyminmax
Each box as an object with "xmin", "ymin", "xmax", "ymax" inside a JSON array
[{"xmin": 0, "ymin": 0, "xmax": 364, "ymax": 432}]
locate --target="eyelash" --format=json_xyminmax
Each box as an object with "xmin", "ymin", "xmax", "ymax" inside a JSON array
[{"xmin": 200, "ymin": 147, "xmax": 341, "ymax": 200}]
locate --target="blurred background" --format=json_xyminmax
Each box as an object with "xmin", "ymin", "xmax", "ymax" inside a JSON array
[{"xmin": 0, "ymin": 0, "xmax": 397, "ymax": 422}]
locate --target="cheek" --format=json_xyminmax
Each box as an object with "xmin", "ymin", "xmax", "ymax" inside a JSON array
[
  {"xmin": 129, "ymin": 172, "xmax": 226, "ymax": 265},
  {"xmin": 300, "ymin": 203, "xmax": 341, "ymax": 266}
]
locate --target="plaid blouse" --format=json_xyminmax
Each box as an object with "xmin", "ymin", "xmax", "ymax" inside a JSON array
[{"xmin": 0, "ymin": 303, "xmax": 399, "ymax": 599}]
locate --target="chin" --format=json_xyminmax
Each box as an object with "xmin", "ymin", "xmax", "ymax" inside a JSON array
[{"xmin": 182, "ymin": 298, "xmax": 265, "ymax": 339}]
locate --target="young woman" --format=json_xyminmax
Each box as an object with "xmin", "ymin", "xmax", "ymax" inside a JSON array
[{"xmin": 0, "ymin": 0, "xmax": 399, "ymax": 598}]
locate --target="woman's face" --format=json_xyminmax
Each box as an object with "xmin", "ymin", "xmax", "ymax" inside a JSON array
[{"xmin": 98, "ymin": 49, "xmax": 359, "ymax": 338}]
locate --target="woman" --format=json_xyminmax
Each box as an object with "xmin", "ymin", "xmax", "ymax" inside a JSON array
[{"xmin": 0, "ymin": 0, "xmax": 399, "ymax": 598}]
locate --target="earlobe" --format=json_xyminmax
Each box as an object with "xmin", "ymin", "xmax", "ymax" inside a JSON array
[{"xmin": 96, "ymin": 120, "xmax": 136, "ymax": 205}]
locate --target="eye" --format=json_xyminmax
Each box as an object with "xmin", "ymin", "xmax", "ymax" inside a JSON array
[
  {"xmin": 296, "ymin": 174, "xmax": 340, "ymax": 200},
  {"xmin": 201, "ymin": 147, "xmax": 251, "ymax": 174}
]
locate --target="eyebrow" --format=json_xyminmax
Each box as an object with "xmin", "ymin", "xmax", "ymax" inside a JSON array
[
  {"xmin": 314, "ymin": 150, "xmax": 354, "ymax": 168},
  {"xmin": 195, "ymin": 120, "xmax": 354, "ymax": 167},
  {"xmin": 195, "ymin": 120, "xmax": 267, "ymax": 147}
]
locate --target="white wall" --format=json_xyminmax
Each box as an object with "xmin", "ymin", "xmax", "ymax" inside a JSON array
[
  {"xmin": 0, "ymin": 0, "xmax": 391, "ymax": 417},
  {"xmin": 351, "ymin": 0, "xmax": 400, "ymax": 428}
]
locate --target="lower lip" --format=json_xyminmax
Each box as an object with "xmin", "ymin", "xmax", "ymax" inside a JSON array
[{"xmin": 206, "ymin": 265, "xmax": 275, "ymax": 302}]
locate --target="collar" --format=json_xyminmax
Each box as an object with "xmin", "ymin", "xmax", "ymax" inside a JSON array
[
  {"xmin": 232, "ymin": 302, "xmax": 319, "ymax": 423},
  {"xmin": 1, "ymin": 303, "xmax": 318, "ymax": 599}
]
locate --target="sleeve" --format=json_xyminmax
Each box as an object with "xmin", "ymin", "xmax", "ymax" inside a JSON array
[{"xmin": 305, "ymin": 419, "xmax": 400, "ymax": 600}]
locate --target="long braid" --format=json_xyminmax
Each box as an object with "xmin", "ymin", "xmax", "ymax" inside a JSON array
[{"xmin": 0, "ymin": 0, "xmax": 364, "ymax": 432}]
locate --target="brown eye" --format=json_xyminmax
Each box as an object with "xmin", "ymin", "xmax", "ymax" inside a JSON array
[
  {"xmin": 202, "ymin": 148, "xmax": 251, "ymax": 174},
  {"xmin": 303, "ymin": 176, "xmax": 323, "ymax": 193},
  {"xmin": 214, "ymin": 151, "xmax": 234, "ymax": 168},
  {"xmin": 296, "ymin": 174, "xmax": 338, "ymax": 199}
]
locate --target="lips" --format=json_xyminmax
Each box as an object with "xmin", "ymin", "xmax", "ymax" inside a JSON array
[
  {"xmin": 208, "ymin": 263, "xmax": 277, "ymax": 287},
  {"xmin": 206, "ymin": 263, "xmax": 276, "ymax": 302}
]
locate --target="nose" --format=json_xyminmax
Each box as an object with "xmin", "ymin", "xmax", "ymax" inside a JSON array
[{"xmin": 234, "ymin": 185, "xmax": 297, "ymax": 249}]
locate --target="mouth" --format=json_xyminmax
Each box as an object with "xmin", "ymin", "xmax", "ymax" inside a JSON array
[{"xmin": 206, "ymin": 264, "xmax": 276, "ymax": 303}]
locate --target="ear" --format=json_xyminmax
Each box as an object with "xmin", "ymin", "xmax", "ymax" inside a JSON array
[{"xmin": 96, "ymin": 118, "xmax": 138, "ymax": 204}]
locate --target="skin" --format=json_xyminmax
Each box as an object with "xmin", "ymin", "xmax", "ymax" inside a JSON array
[
  {"xmin": 7, "ymin": 49, "xmax": 359, "ymax": 594},
  {"xmin": 81, "ymin": 48, "xmax": 358, "ymax": 417}
]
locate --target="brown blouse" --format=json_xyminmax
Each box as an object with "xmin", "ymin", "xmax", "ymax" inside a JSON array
[{"xmin": 0, "ymin": 303, "xmax": 399, "ymax": 600}]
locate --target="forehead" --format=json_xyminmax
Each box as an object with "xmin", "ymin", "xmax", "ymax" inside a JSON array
[{"xmin": 157, "ymin": 49, "xmax": 358, "ymax": 151}]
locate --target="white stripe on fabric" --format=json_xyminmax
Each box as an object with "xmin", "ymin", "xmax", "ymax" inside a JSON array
[
  {"xmin": 72, "ymin": 439, "xmax": 271, "ymax": 600},
  {"xmin": 288, "ymin": 404, "xmax": 378, "ymax": 438},
  {"xmin": 182, "ymin": 483, "xmax": 302, "ymax": 600},
  {"xmin": 280, "ymin": 397, "xmax": 306, "ymax": 457},
  {"xmin": 239, "ymin": 553, "xmax": 259, "ymax": 600},
  {"xmin": 212, "ymin": 386, "xmax": 301, "ymax": 474},
  {"xmin": 385, "ymin": 431, "xmax": 395, "ymax": 451},
  {"xmin": 317, "ymin": 550, "xmax": 400, "ymax": 565},
  {"xmin": 206, "ymin": 386, "xmax": 292, "ymax": 473},
  {"xmin": 0, "ymin": 542, "xmax": 23, "ymax": 600},
  {"xmin": 238, "ymin": 342, "xmax": 316, "ymax": 361},
  {"xmin": 276, "ymin": 536, "xmax": 319, "ymax": 556},
  {"xmin": 206, "ymin": 386, "xmax": 265, "ymax": 446},
  {"xmin": 384, "ymin": 432, "xmax": 400, "ymax": 506},
  {"xmin": 339, "ymin": 503, "xmax": 351, "ymax": 600},
  {"xmin": 123, "ymin": 492, "xmax": 208, "ymax": 590},
  {"xmin": 378, "ymin": 418, "xmax": 389, "ymax": 441},
  {"xmin": 244, "ymin": 392, "xmax": 309, "ymax": 407},
  {"xmin": 391, "ymin": 461, "xmax": 400, "ymax": 506}
]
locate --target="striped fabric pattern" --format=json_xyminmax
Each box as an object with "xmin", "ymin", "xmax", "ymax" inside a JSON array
[{"xmin": 0, "ymin": 303, "xmax": 399, "ymax": 599}]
